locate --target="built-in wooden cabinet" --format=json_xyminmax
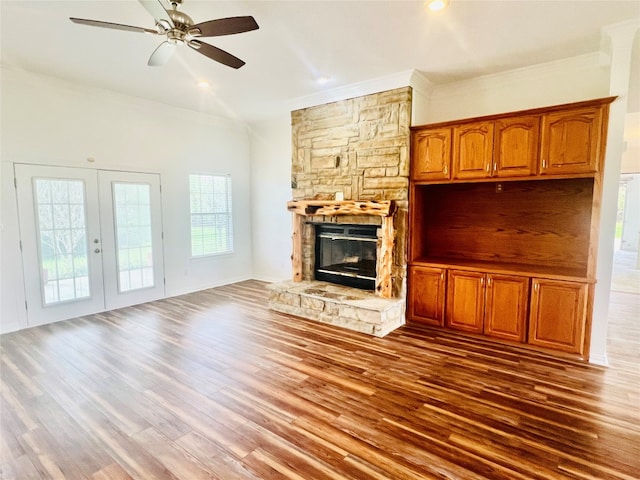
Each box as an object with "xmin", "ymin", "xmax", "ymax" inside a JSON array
[
  {"xmin": 411, "ymin": 128, "xmax": 451, "ymax": 181},
  {"xmin": 484, "ymin": 273, "xmax": 530, "ymax": 342},
  {"xmin": 452, "ymin": 122, "xmax": 494, "ymax": 180},
  {"xmin": 407, "ymin": 96, "xmax": 614, "ymax": 360},
  {"xmin": 451, "ymin": 115, "xmax": 539, "ymax": 179},
  {"xmin": 407, "ymin": 266, "xmax": 446, "ymax": 326},
  {"xmin": 540, "ymin": 105, "xmax": 604, "ymax": 175},
  {"xmin": 446, "ymin": 270, "xmax": 485, "ymax": 333},
  {"xmin": 528, "ymin": 279, "xmax": 589, "ymax": 354},
  {"xmin": 412, "ymin": 100, "xmax": 609, "ymax": 184},
  {"xmin": 445, "ymin": 270, "xmax": 529, "ymax": 342},
  {"xmin": 494, "ymin": 115, "xmax": 539, "ymax": 177}
]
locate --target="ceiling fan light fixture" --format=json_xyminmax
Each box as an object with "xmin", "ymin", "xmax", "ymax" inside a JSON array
[
  {"xmin": 70, "ymin": 0, "xmax": 258, "ymax": 69},
  {"xmin": 427, "ymin": 0, "xmax": 449, "ymax": 12}
]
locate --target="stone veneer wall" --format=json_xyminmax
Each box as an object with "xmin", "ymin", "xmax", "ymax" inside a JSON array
[{"xmin": 291, "ymin": 87, "xmax": 411, "ymax": 298}]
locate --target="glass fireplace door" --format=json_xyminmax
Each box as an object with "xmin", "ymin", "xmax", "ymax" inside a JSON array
[{"xmin": 315, "ymin": 224, "xmax": 377, "ymax": 290}]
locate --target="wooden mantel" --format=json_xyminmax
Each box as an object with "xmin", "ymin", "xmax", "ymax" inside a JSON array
[
  {"xmin": 287, "ymin": 200, "xmax": 396, "ymax": 217},
  {"xmin": 287, "ymin": 200, "xmax": 396, "ymax": 298}
]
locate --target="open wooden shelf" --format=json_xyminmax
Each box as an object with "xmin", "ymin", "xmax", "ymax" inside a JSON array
[{"xmin": 410, "ymin": 178, "xmax": 595, "ymax": 276}]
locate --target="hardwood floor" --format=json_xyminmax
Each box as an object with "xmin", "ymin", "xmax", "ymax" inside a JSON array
[{"xmin": 1, "ymin": 280, "xmax": 638, "ymax": 479}]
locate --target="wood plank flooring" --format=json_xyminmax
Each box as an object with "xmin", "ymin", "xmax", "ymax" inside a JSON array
[{"xmin": 1, "ymin": 280, "xmax": 639, "ymax": 479}]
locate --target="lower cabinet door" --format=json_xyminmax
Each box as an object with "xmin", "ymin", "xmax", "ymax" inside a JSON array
[
  {"xmin": 484, "ymin": 274, "xmax": 529, "ymax": 342},
  {"xmin": 528, "ymin": 278, "xmax": 588, "ymax": 354},
  {"xmin": 446, "ymin": 270, "xmax": 485, "ymax": 333},
  {"xmin": 408, "ymin": 266, "xmax": 446, "ymax": 326}
]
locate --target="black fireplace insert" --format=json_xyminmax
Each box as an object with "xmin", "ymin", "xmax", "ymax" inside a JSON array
[{"xmin": 314, "ymin": 223, "xmax": 377, "ymax": 290}]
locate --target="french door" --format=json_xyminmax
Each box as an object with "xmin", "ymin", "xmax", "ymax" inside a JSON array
[{"xmin": 15, "ymin": 164, "xmax": 165, "ymax": 326}]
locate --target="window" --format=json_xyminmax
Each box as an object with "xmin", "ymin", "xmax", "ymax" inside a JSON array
[
  {"xmin": 112, "ymin": 182, "xmax": 154, "ymax": 292},
  {"xmin": 189, "ymin": 174, "xmax": 233, "ymax": 256},
  {"xmin": 34, "ymin": 178, "xmax": 90, "ymax": 304}
]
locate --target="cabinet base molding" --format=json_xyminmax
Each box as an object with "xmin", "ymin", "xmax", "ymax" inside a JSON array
[{"xmin": 407, "ymin": 322, "xmax": 591, "ymax": 363}]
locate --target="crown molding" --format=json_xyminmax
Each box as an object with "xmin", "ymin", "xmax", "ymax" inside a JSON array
[
  {"xmin": 1, "ymin": 64, "xmax": 247, "ymax": 128},
  {"xmin": 409, "ymin": 70, "xmax": 434, "ymax": 99},
  {"xmin": 601, "ymin": 18, "xmax": 640, "ymax": 39},
  {"xmin": 429, "ymin": 52, "xmax": 606, "ymax": 100},
  {"xmin": 288, "ymin": 70, "xmax": 415, "ymax": 112}
]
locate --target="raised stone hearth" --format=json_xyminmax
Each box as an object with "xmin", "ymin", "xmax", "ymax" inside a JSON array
[{"xmin": 268, "ymin": 281, "xmax": 405, "ymax": 337}]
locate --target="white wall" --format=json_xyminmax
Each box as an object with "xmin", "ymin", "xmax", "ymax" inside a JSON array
[
  {"xmin": 0, "ymin": 67, "xmax": 253, "ymax": 333},
  {"xmin": 248, "ymin": 114, "xmax": 292, "ymax": 282},
  {"xmin": 418, "ymin": 53, "xmax": 610, "ymax": 124}
]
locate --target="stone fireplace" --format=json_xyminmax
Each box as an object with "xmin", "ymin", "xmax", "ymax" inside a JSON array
[{"xmin": 268, "ymin": 87, "xmax": 411, "ymax": 337}]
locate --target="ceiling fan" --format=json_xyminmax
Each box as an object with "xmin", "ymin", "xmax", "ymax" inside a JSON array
[{"xmin": 70, "ymin": 0, "xmax": 258, "ymax": 69}]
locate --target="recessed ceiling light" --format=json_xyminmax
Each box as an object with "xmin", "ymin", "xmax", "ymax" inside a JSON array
[
  {"xmin": 196, "ymin": 80, "xmax": 211, "ymax": 89},
  {"xmin": 316, "ymin": 75, "xmax": 331, "ymax": 85},
  {"xmin": 427, "ymin": 0, "xmax": 449, "ymax": 11}
]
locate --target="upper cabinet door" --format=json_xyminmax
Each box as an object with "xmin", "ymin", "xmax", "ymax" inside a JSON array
[
  {"xmin": 411, "ymin": 128, "xmax": 452, "ymax": 181},
  {"xmin": 540, "ymin": 106, "xmax": 604, "ymax": 175},
  {"xmin": 452, "ymin": 122, "xmax": 494, "ymax": 180},
  {"xmin": 493, "ymin": 115, "xmax": 540, "ymax": 177}
]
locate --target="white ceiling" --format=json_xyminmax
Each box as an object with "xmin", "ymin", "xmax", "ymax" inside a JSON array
[{"xmin": 1, "ymin": 1, "xmax": 639, "ymax": 123}]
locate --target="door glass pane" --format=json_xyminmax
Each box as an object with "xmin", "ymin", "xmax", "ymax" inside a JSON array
[
  {"xmin": 34, "ymin": 178, "xmax": 90, "ymax": 305},
  {"xmin": 112, "ymin": 183, "xmax": 154, "ymax": 292}
]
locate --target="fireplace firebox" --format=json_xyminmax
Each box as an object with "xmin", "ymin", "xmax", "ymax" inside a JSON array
[{"xmin": 314, "ymin": 224, "xmax": 378, "ymax": 290}]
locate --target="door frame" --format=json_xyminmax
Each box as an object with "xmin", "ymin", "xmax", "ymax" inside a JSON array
[{"xmin": 14, "ymin": 164, "xmax": 166, "ymax": 326}]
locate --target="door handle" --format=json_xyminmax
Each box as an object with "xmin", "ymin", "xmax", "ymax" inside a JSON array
[{"xmin": 94, "ymin": 248, "xmax": 101, "ymax": 253}]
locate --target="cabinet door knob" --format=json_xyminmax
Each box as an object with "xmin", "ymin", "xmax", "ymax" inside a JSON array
[
  {"xmin": 485, "ymin": 163, "xmax": 490, "ymax": 173},
  {"xmin": 542, "ymin": 159, "xmax": 547, "ymax": 169},
  {"xmin": 443, "ymin": 165, "xmax": 448, "ymax": 175}
]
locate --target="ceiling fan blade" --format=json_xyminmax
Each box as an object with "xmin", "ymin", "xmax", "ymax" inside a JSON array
[
  {"xmin": 70, "ymin": 17, "xmax": 159, "ymax": 35},
  {"xmin": 189, "ymin": 16, "xmax": 259, "ymax": 37},
  {"xmin": 138, "ymin": 0, "xmax": 174, "ymax": 28},
  {"xmin": 188, "ymin": 40, "xmax": 246, "ymax": 69},
  {"xmin": 148, "ymin": 41, "xmax": 176, "ymax": 66}
]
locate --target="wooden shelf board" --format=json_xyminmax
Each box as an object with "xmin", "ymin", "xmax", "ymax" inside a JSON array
[
  {"xmin": 410, "ymin": 257, "xmax": 591, "ymax": 283},
  {"xmin": 410, "ymin": 172, "xmax": 596, "ymax": 185}
]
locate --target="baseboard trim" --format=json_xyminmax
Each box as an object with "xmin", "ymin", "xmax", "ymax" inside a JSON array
[{"xmin": 588, "ymin": 353, "xmax": 609, "ymax": 366}]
